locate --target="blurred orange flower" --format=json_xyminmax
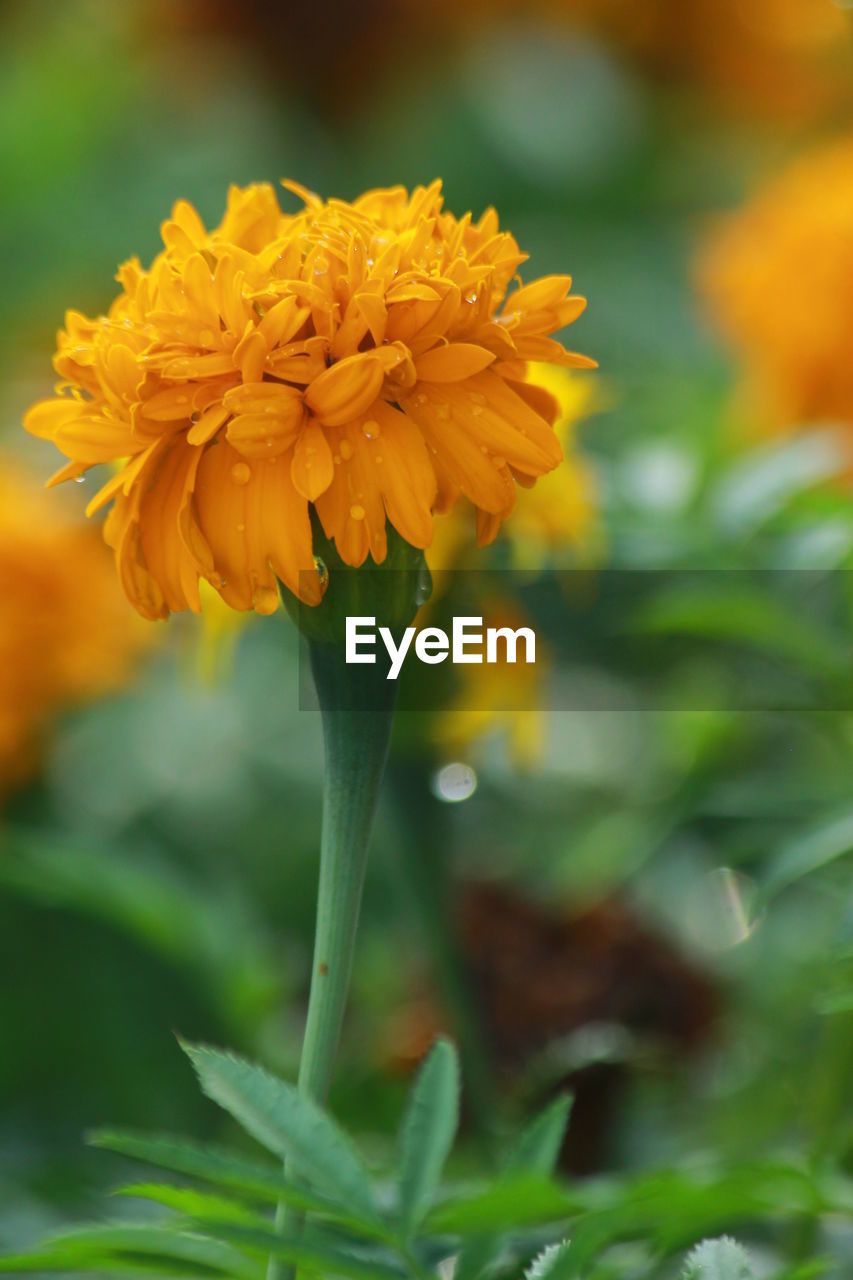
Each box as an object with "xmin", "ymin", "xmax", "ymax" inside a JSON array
[
  {"xmin": 696, "ymin": 137, "xmax": 853, "ymax": 436},
  {"xmin": 0, "ymin": 461, "xmax": 149, "ymax": 795},
  {"xmin": 569, "ymin": 0, "xmax": 851, "ymax": 117},
  {"xmin": 25, "ymin": 180, "xmax": 593, "ymax": 621}
]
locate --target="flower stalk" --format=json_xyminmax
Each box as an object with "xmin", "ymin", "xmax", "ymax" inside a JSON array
[{"xmin": 268, "ymin": 636, "xmax": 398, "ymax": 1280}]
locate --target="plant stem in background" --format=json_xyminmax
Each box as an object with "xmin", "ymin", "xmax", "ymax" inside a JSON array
[
  {"xmin": 268, "ymin": 638, "xmax": 397, "ymax": 1280},
  {"xmin": 388, "ymin": 758, "xmax": 498, "ymax": 1151}
]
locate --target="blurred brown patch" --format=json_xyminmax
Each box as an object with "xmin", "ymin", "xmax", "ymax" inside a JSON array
[{"xmin": 386, "ymin": 882, "xmax": 718, "ymax": 1174}]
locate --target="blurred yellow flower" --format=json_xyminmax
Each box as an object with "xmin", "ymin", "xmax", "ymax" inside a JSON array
[
  {"xmin": 696, "ymin": 137, "xmax": 853, "ymax": 435},
  {"xmin": 25, "ymin": 180, "xmax": 593, "ymax": 621},
  {"xmin": 0, "ymin": 461, "xmax": 149, "ymax": 796},
  {"xmin": 429, "ymin": 365, "xmax": 601, "ymax": 572},
  {"xmin": 432, "ymin": 602, "xmax": 546, "ymax": 768}
]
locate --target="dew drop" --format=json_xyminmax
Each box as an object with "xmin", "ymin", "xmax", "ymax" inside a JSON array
[
  {"xmin": 435, "ymin": 402, "xmax": 450, "ymax": 420},
  {"xmin": 350, "ymin": 504, "xmax": 366, "ymax": 521},
  {"xmin": 415, "ymin": 566, "xmax": 433, "ymax": 606},
  {"xmin": 340, "ymin": 440, "xmax": 354, "ymax": 460},
  {"xmin": 464, "ymin": 289, "xmax": 478, "ymax": 306},
  {"xmin": 375, "ymin": 455, "xmax": 383, "ymax": 464},
  {"xmin": 472, "ymin": 405, "xmax": 483, "ymax": 416},
  {"xmin": 362, "ymin": 419, "xmax": 380, "ymax": 440},
  {"xmin": 74, "ymin": 474, "xmax": 86, "ymax": 484},
  {"xmin": 200, "ymin": 329, "xmax": 215, "ymax": 346},
  {"xmin": 236, "ymin": 522, "xmax": 245, "ymax": 533},
  {"xmin": 432, "ymin": 762, "xmax": 477, "ymax": 803},
  {"xmin": 470, "ymin": 391, "xmax": 486, "ymax": 404},
  {"xmin": 231, "ymin": 462, "xmax": 251, "ymax": 485},
  {"xmin": 333, "ymin": 454, "xmax": 342, "ymax": 465},
  {"xmin": 176, "ymin": 394, "xmax": 189, "ymax": 404}
]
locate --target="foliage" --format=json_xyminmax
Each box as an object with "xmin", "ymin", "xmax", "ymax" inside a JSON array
[{"xmin": 0, "ymin": 1040, "xmax": 847, "ymax": 1279}]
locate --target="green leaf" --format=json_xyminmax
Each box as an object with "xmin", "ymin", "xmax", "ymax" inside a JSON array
[
  {"xmin": 426, "ymin": 1175, "xmax": 579, "ymax": 1234},
  {"xmin": 525, "ymin": 1241, "xmax": 572, "ymax": 1280},
  {"xmin": 762, "ymin": 808, "xmax": 853, "ymax": 902},
  {"xmin": 452, "ymin": 1234, "xmax": 502, "ymax": 1280},
  {"xmin": 452, "ymin": 1098, "xmax": 573, "ymax": 1280},
  {"xmin": 185, "ymin": 1222, "xmax": 404, "ymax": 1280},
  {"xmin": 0, "ymin": 1225, "xmax": 260, "ymax": 1278},
  {"xmin": 180, "ymin": 1042, "xmax": 379, "ymax": 1226},
  {"xmin": 396, "ymin": 1037, "xmax": 460, "ymax": 1237},
  {"xmin": 505, "ymin": 1096, "xmax": 572, "ymax": 1179},
  {"xmin": 90, "ymin": 1130, "xmax": 343, "ymax": 1219},
  {"xmin": 682, "ymin": 1237, "xmax": 755, "ymax": 1280},
  {"xmin": 115, "ymin": 1182, "xmax": 269, "ymax": 1226}
]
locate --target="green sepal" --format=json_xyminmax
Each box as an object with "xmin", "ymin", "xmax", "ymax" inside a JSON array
[{"xmin": 282, "ymin": 514, "xmax": 431, "ymax": 647}]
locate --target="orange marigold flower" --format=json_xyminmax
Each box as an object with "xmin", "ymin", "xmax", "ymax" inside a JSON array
[
  {"xmin": 24, "ymin": 180, "xmax": 593, "ymax": 620},
  {"xmin": 0, "ymin": 460, "xmax": 149, "ymax": 796},
  {"xmin": 696, "ymin": 138, "xmax": 853, "ymax": 436}
]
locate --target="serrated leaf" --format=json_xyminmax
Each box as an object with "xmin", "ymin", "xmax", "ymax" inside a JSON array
[
  {"xmin": 90, "ymin": 1130, "xmax": 344, "ymax": 1220},
  {"xmin": 396, "ymin": 1037, "xmax": 460, "ymax": 1237},
  {"xmin": 505, "ymin": 1096, "xmax": 572, "ymax": 1179},
  {"xmin": 525, "ymin": 1241, "xmax": 572, "ymax": 1280},
  {"xmin": 682, "ymin": 1237, "xmax": 755, "ymax": 1280},
  {"xmin": 181, "ymin": 1042, "xmax": 378, "ymax": 1226}
]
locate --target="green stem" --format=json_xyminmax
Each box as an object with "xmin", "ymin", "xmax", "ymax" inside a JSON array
[{"xmin": 267, "ymin": 638, "xmax": 397, "ymax": 1280}]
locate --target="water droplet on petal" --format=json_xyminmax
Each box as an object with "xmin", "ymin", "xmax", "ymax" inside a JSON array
[
  {"xmin": 340, "ymin": 440, "xmax": 354, "ymax": 461},
  {"xmin": 236, "ymin": 522, "xmax": 245, "ymax": 532},
  {"xmin": 231, "ymin": 462, "xmax": 252, "ymax": 485},
  {"xmin": 74, "ymin": 474, "xmax": 86, "ymax": 484},
  {"xmin": 432, "ymin": 762, "xmax": 477, "ymax": 803},
  {"xmin": 435, "ymin": 402, "xmax": 450, "ymax": 420},
  {"xmin": 362, "ymin": 419, "xmax": 380, "ymax": 440},
  {"xmin": 350, "ymin": 504, "xmax": 365, "ymax": 520}
]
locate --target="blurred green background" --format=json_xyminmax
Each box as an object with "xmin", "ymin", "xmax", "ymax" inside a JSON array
[{"xmin": 2, "ymin": 0, "xmax": 853, "ymax": 1273}]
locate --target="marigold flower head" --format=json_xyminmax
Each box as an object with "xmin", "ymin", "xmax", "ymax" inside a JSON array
[
  {"xmin": 0, "ymin": 460, "xmax": 149, "ymax": 795},
  {"xmin": 25, "ymin": 180, "xmax": 593, "ymax": 621},
  {"xmin": 696, "ymin": 138, "xmax": 853, "ymax": 435}
]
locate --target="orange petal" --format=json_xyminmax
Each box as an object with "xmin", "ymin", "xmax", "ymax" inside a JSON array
[
  {"xmin": 291, "ymin": 420, "xmax": 334, "ymax": 500},
  {"xmin": 414, "ymin": 343, "xmax": 496, "ymax": 382},
  {"xmin": 305, "ymin": 352, "xmax": 386, "ymax": 426}
]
